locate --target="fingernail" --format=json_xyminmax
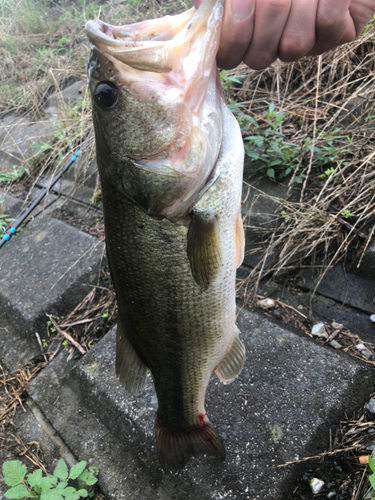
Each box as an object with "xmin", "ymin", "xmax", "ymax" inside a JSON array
[{"xmin": 231, "ymin": 0, "xmax": 255, "ymax": 20}]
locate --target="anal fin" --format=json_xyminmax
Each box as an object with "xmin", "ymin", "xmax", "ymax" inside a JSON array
[
  {"xmin": 115, "ymin": 318, "xmax": 148, "ymax": 395},
  {"xmin": 187, "ymin": 210, "xmax": 221, "ymax": 290},
  {"xmin": 214, "ymin": 327, "xmax": 246, "ymax": 384}
]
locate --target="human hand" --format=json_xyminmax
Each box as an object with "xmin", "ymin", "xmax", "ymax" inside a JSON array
[{"xmin": 192, "ymin": 0, "xmax": 375, "ymax": 70}]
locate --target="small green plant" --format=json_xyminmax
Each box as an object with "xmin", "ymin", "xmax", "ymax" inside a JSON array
[
  {"xmin": 0, "ymin": 200, "xmax": 15, "ymax": 232},
  {"xmin": 0, "ymin": 165, "xmax": 30, "ymax": 184},
  {"xmin": 280, "ymin": 210, "xmax": 290, "ymax": 222},
  {"xmin": 320, "ymin": 167, "xmax": 336, "ymax": 179},
  {"xmin": 241, "ymin": 103, "xmax": 349, "ymax": 183},
  {"xmin": 341, "ymin": 209, "xmax": 353, "ymax": 219},
  {"xmin": 220, "ymin": 70, "xmax": 246, "ymax": 96},
  {"xmin": 46, "ymin": 320, "xmax": 56, "ymax": 334},
  {"xmin": 368, "ymin": 455, "xmax": 375, "ymax": 499},
  {"xmin": 2, "ymin": 459, "xmax": 99, "ymax": 500}
]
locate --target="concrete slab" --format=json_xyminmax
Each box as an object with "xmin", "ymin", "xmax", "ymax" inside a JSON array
[
  {"xmin": 241, "ymin": 164, "xmax": 292, "ymax": 269},
  {"xmin": 0, "ymin": 115, "xmax": 56, "ymax": 167},
  {"xmin": 0, "ymin": 216, "xmax": 105, "ymax": 346},
  {"xmin": 0, "ymin": 190, "xmax": 25, "ymax": 219},
  {"xmin": 0, "ymin": 316, "xmax": 41, "ymax": 372},
  {"xmin": 26, "ymin": 307, "xmax": 375, "ymax": 500},
  {"xmin": 44, "ymin": 81, "xmax": 85, "ymax": 118},
  {"xmin": 27, "ymin": 186, "xmax": 102, "ymax": 224},
  {"xmin": 35, "ymin": 177, "xmax": 96, "ymax": 207},
  {"xmin": 63, "ymin": 155, "xmax": 99, "ymax": 190},
  {"xmin": 298, "ymin": 265, "xmax": 375, "ymax": 318},
  {"xmin": 349, "ymin": 240, "xmax": 375, "ymax": 282}
]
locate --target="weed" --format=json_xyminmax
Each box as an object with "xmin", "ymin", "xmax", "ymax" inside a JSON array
[
  {"xmin": 0, "ymin": 214, "xmax": 15, "ymax": 233},
  {"xmin": 319, "ymin": 167, "xmax": 336, "ymax": 179},
  {"xmin": 46, "ymin": 320, "xmax": 56, "ymax": 334},
  {"xmin": 368, "ymin": 455, "xmax": 375, "ymax": 499},
  {"xmin": 0, "ymin": 165, "xmax": 30, "ymax": 184},
  {"xmin": 242, "ymin": 103, "xmax": 349, "ymax": 183},
  {"xmin": 341, "ymin": 209, "xmax": 353, "ymax": 219},
  {"xmin": 220, "ymin": 71, "xmax": 247, "ymax": 98},
  {"xmin": 0, "ymin": 200, "xmax": 15, "ymax": 232},
  {"xmin": 2, "ymin": 459, "xmax": 99, "ymax": 499},
  {"xmin": 280, "ymin": 210, "xmax": 290, "ymax": 223}
]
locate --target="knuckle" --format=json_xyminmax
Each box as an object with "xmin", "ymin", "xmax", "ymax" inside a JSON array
[
  {"xmin": 279, "ymin": 33, "xmax": 314, "ymax": 61},
  {"xmin": 262, "ymin": 0, "xmax": 291, "ymax": 13},
  {"xmin": 243, "ymin": 52, "xmax": 277, "ymax": 70},
  {"xmin": 316, "ymin": 8, "xmax": 342, "ymax": 31}
]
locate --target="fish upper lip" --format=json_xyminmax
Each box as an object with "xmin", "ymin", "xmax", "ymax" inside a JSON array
[{"xmin": 85, "ymin": 19, "xmax": 160, "ymax": 48}]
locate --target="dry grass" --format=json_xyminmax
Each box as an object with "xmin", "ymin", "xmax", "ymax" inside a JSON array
[{"xmin": 219, "ymin": 25, "xmax": 375, "ymax": 296}]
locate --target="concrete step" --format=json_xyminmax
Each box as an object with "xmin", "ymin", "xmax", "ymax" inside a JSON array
[
  {"xmin": 23, "ymin": 307, "xmax": 375, "ymax": 500},
  {"xmin": 0, "ymin": 205, "xmax": 105, "ymax": 370},
  {"xmin": 0, "ymin": 115, "xmax": 58, "ymax": 169}
]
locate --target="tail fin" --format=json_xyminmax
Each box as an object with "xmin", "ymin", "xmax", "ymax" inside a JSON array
[{"xmin": 155, "ymin": 420, "xmax": 225, "ymax": 468}]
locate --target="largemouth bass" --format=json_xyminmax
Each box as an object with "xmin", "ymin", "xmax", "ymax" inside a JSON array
[{"xmin": 86, "ymin": 0, "xmax": 246, "ymax": 468}]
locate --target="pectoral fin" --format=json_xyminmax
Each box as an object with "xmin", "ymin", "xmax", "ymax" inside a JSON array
[
  {"xmin": 214, "ymin": 327, "xmax": 246, "ymax": 384},
  {"xmin": 187, "ymin": 210, "xmax": 221, "ymax": 290},
  {"xmin": 235, "ymin": 210, "xmax": 245, "ymax": 268},
  {"xmin": 115, "ymin": 318, "xmax": 148, "ymax": 395}
]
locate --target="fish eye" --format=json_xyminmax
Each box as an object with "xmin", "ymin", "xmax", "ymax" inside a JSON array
[{"xmin": 94, "ymin": 81, "xmax": 118, "ymax": 110}]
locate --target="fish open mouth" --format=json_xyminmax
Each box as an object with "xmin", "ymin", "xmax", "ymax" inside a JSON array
[
  {"xmin": 85, "ymin": 9, "xmax": 195, "ymax": 73},
  {"xmin": 85, "ymin": 0, "xmax": 223, "ymax": 73}
]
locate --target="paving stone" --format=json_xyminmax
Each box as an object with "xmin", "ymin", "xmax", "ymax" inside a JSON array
[
  {"xmin": 44, "ymin": 80, "xmax": 85, "ymax": 118},
  {"xmin": 298, "ymin": 265, "xmax": 375, "ymax": 317},
  {"xmin": 0, "ymin": 216, "xmax": 105, "ymax": 346},
  {"xmin": 35, "ymin": 177, "xmax": 96, "ymax": 206},
  {"xmin": 241, "ymin": 163, "xmax": 292, "ymax": 269},
  {"xmin": 0, "ymin": 190, "xmax": 25, "ymax": 219},
  {"xmin": 0, "ymin": 115, "xmax": 57, "ymax": 167},
  {"xmin": 63, "ymin": 157, "xmax": 99, "ymax": 190},
  {"xmin": 0, "ymin": 316, "xmax": 41, "ymax": 372},
  {"xmin": 350, "ymin": 240, "xmax": 375, "ymax": 282},
  {"xmin": 264, "ymin": 276, "xmax": 375, "ymax": 343},
  {"xmin": 26, "ymin": 307, "xmax": 375, "ymax": 500},
  {"xmin": 28, "ymin": 186, "xmax": 102, "ymax": 224}
]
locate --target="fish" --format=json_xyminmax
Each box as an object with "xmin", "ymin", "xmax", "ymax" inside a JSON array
[{"xmin": 85, "ymin": 0, "xmax": 246, "ymax": 468}]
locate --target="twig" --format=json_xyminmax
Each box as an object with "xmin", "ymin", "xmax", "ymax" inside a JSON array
[
  {"xmin": 48, "ymin": 316, "xmax": 86, "ymax": 355},
  {"xmin": 34, "ymin": 332, "xmax": 48, "ymax": 364},
  {"xmin": 276, "ymin": 444, "xmax": 363, "ymax": 468}
]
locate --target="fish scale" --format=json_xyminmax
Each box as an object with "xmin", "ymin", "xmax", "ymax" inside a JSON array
[{"xmin": 86, "ymin": 0, "xmax": 246, "ymax": 467}]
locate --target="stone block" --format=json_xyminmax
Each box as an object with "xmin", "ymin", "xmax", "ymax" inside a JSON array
[
  {"xmin": 0, "ymin": 216, "xmax": 105, "ymax": 346},
  {"xmin": 298, "ymin": 266, "xmax": 375, "ymax": 317},
  {"xmin": 0, "ymin": 115, "xmax": 56, "ymax": 165},
  {"xmin": 35, "ymin": 177, "xmax": 96, "ymax": 206},
  {"xmin": 26, "ymin": 306, "xmax": 375, "ymax": 500},
  {"xmin": 44, "ymin": 81, "xmax": 85, "ymax": 118}
]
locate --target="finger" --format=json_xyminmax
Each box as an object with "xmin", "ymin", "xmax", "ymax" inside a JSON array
[
  {"xmin": 307, "ymin": 0, "xmax": 355, "ymax": 56},
  {"xmin": 243, "ymin": 0, "xmax": 292, "ymax": 70},
  {"xmin": 278, "ymin": 0, "xmax": 318, "ymax": 62},
  {"xmin": 349, "ymin": 0, "xmax": 375, "ymax": 36},
  {"xmin": 216, "ymin": 0, "xmax": 256, "ymax": 69},
  {"xmin": 191, "ymin": 0, "xmax": 202, "ymax": 8}
]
